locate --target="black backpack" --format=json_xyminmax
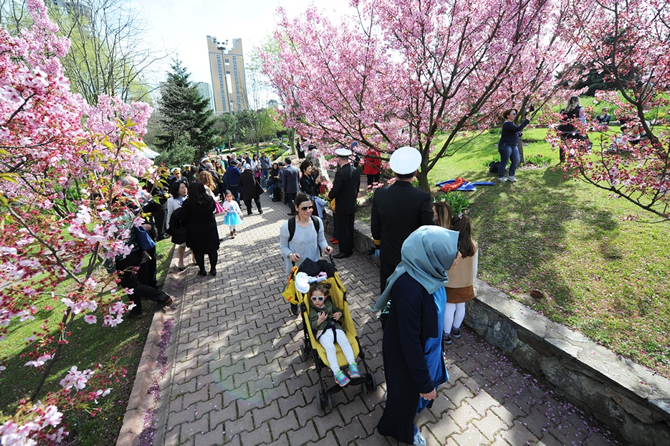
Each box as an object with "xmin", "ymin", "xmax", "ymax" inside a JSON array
[
  {"xmin": 489, "ymin": 161, "xmax": 501, "ymax": 173},
  {"xmin": 288, "ymin": 215, "xmax": 320, "ymax": 242}
]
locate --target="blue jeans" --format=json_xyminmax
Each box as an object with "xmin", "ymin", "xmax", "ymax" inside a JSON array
[
  {"xmin": 261, "ymin": 169, "xmax": 269, "ymax": 188},
  {"xmin": 498, "ymin": 144, "xmax": 519, "ymax": 178}
]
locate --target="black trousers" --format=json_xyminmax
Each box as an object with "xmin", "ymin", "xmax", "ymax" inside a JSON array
[
  {"xmin": 335, "ymin": 212, "xmax": 355, "ymax": 255},
  {"xmin": 366, "ymin": 174, "xmax": 380, "ymax": 188},
  {"xmin": 244, "ymin": 197, "xmax": 262, "ymax": 214},
  {"xmin": 116, "ymin": 250, "xmax": 170, "ymax": 313},
  {"xmin": 137, "ymin": 246, "xmax": 157, "ymax": 288},
  {"xmin": 195, "ymin": 250, "xmax": 218, "ymax": 273},
  {"xmin": 285, "ymin": 192, "xmax": 297, "ymax": 214}
]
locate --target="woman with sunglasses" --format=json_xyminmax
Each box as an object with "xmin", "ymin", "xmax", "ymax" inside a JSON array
[
  {"xmin": 497, "ymin": 108, "xmax": 529, "ymax": 183},
  {"xmin": 280, "ymin": 193, "xmax": 334, "ymax": 314}
]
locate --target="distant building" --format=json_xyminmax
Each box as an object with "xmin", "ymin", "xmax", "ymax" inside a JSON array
[
  {"xmin": 45, "ymin": 0, "xmax": 93, "ymax": 22},
  {"xmin": 195, "ymin": 82, "xmax": 215, "ymax": 112},
  {"xmin": 207, "ymin": 36, "xmax": 249, "ymax": 113},
  {"xmin": 267, "ymin": 99, "xmax": 279, "ymax": 109}
]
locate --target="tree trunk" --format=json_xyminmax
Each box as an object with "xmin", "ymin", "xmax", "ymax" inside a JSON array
[
  {"xmin": 288, "ymin": 128, "xmax": 296, "ymax": 154},
  {"xmin": 416, "ymin": 170, "xmax": 431, "ymax": 193},
  {"xmin": 518, "ymin": 138, "xmax": 526, "ymax": 165}
]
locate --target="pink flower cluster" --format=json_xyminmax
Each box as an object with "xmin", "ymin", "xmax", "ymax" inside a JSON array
[
  {"xmin": 59, "ymin": 366, "xmax": 94, "ymax": 391},
  {"xmin": 0, "ymin": 404, "xmax": 66, "ymax": 445}
]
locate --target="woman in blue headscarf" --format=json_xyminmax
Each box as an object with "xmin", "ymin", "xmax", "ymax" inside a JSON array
[{"xmin": 376, "ymin": 226, "xmax": 460, "ymax": 446}]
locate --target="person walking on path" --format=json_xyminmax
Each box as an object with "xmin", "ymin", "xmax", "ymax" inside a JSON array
[
  {"xmin": 328, "ymin": 148, "xmax": 360, "ymax": 259},
  {"xmin": 376, "ymin": 226, "xmax": 460, "ymax": 446},
  {"xmin": 260, "ymin": 150, "xmax": 271, "ymax": 188},
  {"xmin": 279, "ymin": 192, "xmax": 333, "ymax": 314},
  {"xmin": 224, "ymin": 159, "xmax": 242, "ymax": 205},
  {"xmin": 239, "ymin": 164, "xmax": 264, "ymax": 215},
  {"xmin": 222, "ymin": 190, "xmax": 243, "ymax": 238},
  {"xmin": 179, "ymin": 181, "xmax": 220, "ymax": 277},
  {"xmin": 281, "ymin": 157, "xmax": 300, "ymax": 216},
  {"xmin": 371, "ymin": 146, "xmax": 434, "ymax": 292},
  {"xmin": 166, "ymin": 181, "xmax": 188, "ymax": 271},
  {"xmin": 498, "ymin": 108, "xmax": 530, "ymax": 182}
]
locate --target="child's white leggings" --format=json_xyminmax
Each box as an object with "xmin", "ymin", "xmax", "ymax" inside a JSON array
[
  {"xmin": 444, "ymin": 302, "xmax": 466, "ymax": 334},
  {"xmin": 319, "ymin": 328, "xmax": 355, "ymax": 374}
]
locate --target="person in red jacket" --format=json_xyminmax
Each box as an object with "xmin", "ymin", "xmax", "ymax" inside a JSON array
[{"xmin": 363, "ymin": 147, "xmax": 382, "ymax": 189}]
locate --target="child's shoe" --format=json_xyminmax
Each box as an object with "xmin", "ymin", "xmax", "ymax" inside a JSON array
[
  {"xmin": 348, "ymin": 363, "xmax": 361, "ymax": 378},
  {"xmin": 334, "ymin": 370, "xmax": 350, "ymax": 387},
  {"xmin": 452, "ymin": 327, "xmax": 462, "ymax": 339}
]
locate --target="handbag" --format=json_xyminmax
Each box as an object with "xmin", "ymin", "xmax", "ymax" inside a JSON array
[
  {"xmin": 215, "ymin": 201, "xmax": 225, "ymax": 214},
  {"xmin": 134, "ymin": 225, "xmax": 156, "ymax": 251}
]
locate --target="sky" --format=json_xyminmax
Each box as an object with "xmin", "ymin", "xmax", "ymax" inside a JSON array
[{"xmin": 139, "ymin": 0, "xmax": 349, "ymax": 87}]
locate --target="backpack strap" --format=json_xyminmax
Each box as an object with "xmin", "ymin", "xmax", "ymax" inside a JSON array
[
  {"xmin": 288, "ymin": 216, "xmax": 297, "ymax": 242},
  {"xmin": 288, "ymin": 215, "xmax": 322, "ymax": 255}
]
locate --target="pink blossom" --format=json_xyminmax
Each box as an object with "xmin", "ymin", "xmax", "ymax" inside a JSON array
[
  {"xmin": 83, "ymin": 315, "xmax": 97, "ymax": 324},
  {"xmin": 59, "ymin": 366, "xmax": 94, "ymax": 391},
  {"xmin": 25, "ymin": 354, "xmax": 52, "ymax": 368}
]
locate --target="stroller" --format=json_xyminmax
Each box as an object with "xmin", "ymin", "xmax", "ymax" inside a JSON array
[{"xmin": 282, "ymin": 258, "xmax": 377, "ymax": 411}]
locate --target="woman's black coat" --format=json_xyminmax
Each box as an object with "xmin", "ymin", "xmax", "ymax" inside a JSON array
[{"xmin": 179, "ymin": 197, "xmax": 219, "ymax": 255}]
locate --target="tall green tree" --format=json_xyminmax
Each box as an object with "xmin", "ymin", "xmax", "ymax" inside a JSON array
[{"xmin": 156, "ymin": 59, "xmax": 218, "ymax": 158}]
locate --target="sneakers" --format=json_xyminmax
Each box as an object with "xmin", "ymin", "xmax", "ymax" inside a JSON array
[
  {"xmin": 348, "ymin": 363, "xmax": 360, "ymax": 378},
  {"xmin": 452, "ymin": 327, "xmax": 462, "ymax": 338},
  {"xmin": 443, "ymin": 333, "xmax": 452, "ymax": 346},
  {"xmin": 507, "ymin": 176, "xmax": 517, "ymax": 182},
  {"xmin": 498, "ymin": 177, "xmax": 507, "ymax": 182},
  {"xmin": 413, "ymin": 431, "xmax": 427, "ymax": 446},
  {"xmin": 334, "ymin": 370, "xmax": 350, "ymax": 387}
]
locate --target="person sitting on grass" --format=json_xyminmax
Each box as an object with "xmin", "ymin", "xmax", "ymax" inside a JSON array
[
  {"xmin": 593, "ymin": 107, "xmax": 611, "ymax": 130},
  {"xmin": 307, "ymin": 282, "xmax": 360, "ymax": 387}
]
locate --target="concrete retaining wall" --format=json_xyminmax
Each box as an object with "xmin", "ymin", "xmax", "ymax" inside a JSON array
[{"xmin": 323, "ymin": 208, "xmax": 670, "ymax": 446}]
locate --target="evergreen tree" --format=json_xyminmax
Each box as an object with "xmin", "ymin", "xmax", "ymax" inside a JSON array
[{"xmin": 156, "ymin": 59, "xmax": 218, "ymax": 158}]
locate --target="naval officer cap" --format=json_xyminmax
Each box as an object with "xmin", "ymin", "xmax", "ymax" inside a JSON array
[
  {"xmin": 390, "ymin": 146, "xmax": 422, "ymax": 175},
  {"xmin": 335, "ymin": 147, "xmax": 353, "ymax": 157}
]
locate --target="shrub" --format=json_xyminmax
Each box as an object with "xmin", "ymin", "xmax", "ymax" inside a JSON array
[{"xmin": 433, "ymin": 191, "xmax": 470, "ymax": 215}]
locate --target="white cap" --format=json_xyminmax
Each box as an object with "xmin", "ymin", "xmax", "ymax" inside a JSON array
[
  {"xmin": 335, "ymin": 148, "xmax": 352, "ymax": 157},
  {"xmin": 390, "ymin": 146, "xmax": 421, "ymax": 174}
]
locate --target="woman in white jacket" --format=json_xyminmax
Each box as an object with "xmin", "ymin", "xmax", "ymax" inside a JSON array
[{"xmin": 167, "ymin": 181, "xmax": 188, "ymax": 271}]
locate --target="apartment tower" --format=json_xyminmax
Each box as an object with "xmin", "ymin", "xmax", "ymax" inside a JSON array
[{"xmin": 207, "ymin": 36, "xmax": 249, "ymax": 113}]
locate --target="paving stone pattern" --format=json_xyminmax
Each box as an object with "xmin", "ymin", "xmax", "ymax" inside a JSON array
[{"xmin": 152, "ymin": 195, "xmax": 619, "ymax": 446}]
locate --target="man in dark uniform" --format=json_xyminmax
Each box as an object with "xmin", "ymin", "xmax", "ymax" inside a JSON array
[
  {"xmin": 371, "ymin": 146, "xmax": 434, "ymax": 291},
  {"xmin": 329, "ymin": 147, "xmax": 361, "ymax": 258}
]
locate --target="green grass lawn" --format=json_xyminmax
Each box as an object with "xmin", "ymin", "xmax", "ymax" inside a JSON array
[
  {"xmin": 0, "ymin": 239, "xmax": 174, "ymax": 445},
  {"xmin": 428, "ymin": 128, "xmax": 670, "ymax": 377}
]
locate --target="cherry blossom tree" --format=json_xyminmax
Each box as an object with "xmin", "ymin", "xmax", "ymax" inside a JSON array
[
  {"xmin": 1, "ymin": 0, "xmax": 155, "ymax": 442},
  {"xmin": 553, "ymin": 0, "xmax": 670, "ymax": 219},
  {"xmin": 263, "ymin": 0, "xmax": 563, "ymax": 190}
]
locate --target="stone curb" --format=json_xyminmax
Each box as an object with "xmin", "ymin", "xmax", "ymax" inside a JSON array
[{"xmin": 116, "ymin": 245, "xmax": 185, "ymax": 446}]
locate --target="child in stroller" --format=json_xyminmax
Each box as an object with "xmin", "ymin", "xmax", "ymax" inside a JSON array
[
  {"xmin": 284, "ymin": 258, "xmax": 377, "ymax": 410},
  {"xmin": 307, "ymin": 283, "xmax": 360, "ymax": 387}
]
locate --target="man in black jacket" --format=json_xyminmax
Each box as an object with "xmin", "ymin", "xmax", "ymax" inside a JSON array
[
  {"xmin": 281, "ymin": 157, "xmax": 300, "ymax": 215},
  {"xmin": 328, "ymin": 148, "xmax": 361, "ymax": 258},
  {"xmin": 371, "ymin": 146, "xmax": 434, "ymax": 291}
]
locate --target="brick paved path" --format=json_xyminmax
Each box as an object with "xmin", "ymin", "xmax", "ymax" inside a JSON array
[{"xmin": 151, "ymin": 194, "xmax": 618, "ymax": 446}]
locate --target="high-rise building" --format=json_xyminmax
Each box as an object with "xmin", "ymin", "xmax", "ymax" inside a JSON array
[
  {"xmin": 207, "ymin": 36, "xmax": 249, "ymax": 113},
  {"xmin": 195, "ymin": 82, "xmax": 215, "ymax": 112}
]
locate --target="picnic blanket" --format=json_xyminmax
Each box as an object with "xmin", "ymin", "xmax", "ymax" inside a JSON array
[{"xmin": 436, "ymin": 178, "xmax": 495, "ymax": 192}]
